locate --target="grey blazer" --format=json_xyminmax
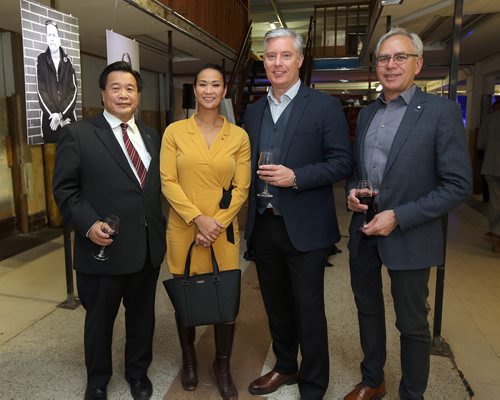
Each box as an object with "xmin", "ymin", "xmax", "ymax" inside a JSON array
[{"xmin": 348, "ymin": 88, "xmax": 472, "ymax": 269}]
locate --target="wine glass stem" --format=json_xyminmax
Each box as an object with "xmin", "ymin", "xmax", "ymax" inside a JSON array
[
  {"xmin": 98, "ymin": 246, "xmax": 106, "ymax": 257},
  {"xmin": 264, "ymin": 182, "xmax": 269, "ymax": 193}
]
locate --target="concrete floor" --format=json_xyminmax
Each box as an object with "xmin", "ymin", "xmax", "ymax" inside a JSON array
[{"xmin": 0, "ymin": 188, "xmax": 498, "ymax": 399}]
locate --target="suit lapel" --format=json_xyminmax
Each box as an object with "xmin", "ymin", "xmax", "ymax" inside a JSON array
[
  {"xmin": 187, "ymin": 115, "xmax": 213, "ymax": 166},
  {"xmin": 279, "ymin": 84, "xmax": 308, "ymax": 163},
  {"xmin": 93, "ymin": 114, "xmax": 140, "ymax": 188},
  {"xmin": 383, "ymin": 89, "xmax": 427, "ymax": 176},
  {"xmin": 249, "ymin": 98, "xmax": 268, "ymax": 168},
  {"xmin": 207, "ymin": 117, "xmax": 230, "ymax": 160}
]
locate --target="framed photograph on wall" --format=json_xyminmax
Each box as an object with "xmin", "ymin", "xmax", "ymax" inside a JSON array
[{"xmin": 20, "ymin": 0, "xmax": 82, "ymax": 144}]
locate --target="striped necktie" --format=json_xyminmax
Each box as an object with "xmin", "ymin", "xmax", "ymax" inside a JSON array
[{"xmin": 120, "ymin": 123, "xmax": 147, "ymax": 188}]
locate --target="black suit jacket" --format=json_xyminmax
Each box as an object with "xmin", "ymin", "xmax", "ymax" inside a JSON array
[
  {"xmin": 244, "ymin": 84, "xmax": 353, "ymax": 252},
  {"xmin": 53, "ymin": 114, "xmax": 166, "ymax": 275},
  {"xmin": 36, "ymin": 47, "xmax": 77, "ymax": 143}
]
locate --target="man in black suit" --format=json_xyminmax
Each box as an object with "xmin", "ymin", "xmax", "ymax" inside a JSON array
[
  {"xmin": 53, "ymin": 62, "xmax": 166, "ymax": 400},
  {"xmin": 344, "ymin": 28, "xmax": 472, "ymax": 400},
  {"xmin": 244, "ymin": 28, "xmax": 353, "ymax": 400},
  {"xmin": 36, "ymin": 19, "xmax": 77, "ymax": 143}
]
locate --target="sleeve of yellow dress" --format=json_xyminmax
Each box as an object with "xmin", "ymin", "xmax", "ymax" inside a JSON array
[
  {"xmin": 213, "ymin": 131, "xmax": 251, "ymax": 229},
  {"xmin": 160, "ymin": 125, "xmax": 202, "ymax": 224}
]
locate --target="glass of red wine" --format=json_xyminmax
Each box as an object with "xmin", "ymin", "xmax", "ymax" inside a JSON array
[
  {"xmin": 356, "ymin": 180, "xmax": 375, "ymax": 228},
  {"xmin": 92, "ymin": 215, "xmax": 120, "ymax": 261}
]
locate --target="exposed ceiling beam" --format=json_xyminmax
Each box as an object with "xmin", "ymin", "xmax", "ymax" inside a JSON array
[
  {"xmin": 392, "ymin": 0, "xmax": 452, "ymax": 26},
  {"xmin": 271, "ymin": 0, "xmax": 288, "ymax": 28}
]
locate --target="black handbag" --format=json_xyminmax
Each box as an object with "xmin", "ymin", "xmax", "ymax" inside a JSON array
[{"xmin": 163, "ymin": 241, "xmax": 241, "ymax": 327}]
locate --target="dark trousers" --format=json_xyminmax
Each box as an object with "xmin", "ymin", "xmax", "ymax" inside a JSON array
[
  {"xmin": 349, "ymin": 235, "xmax": 431, "ymax": 400},
  {"xmin": 253, "ymin": 211, "xmax": 330, "ymax": 400},
  {"xmin": 76, "ymin": 258, "xmax": 159, "ymax": 389}
]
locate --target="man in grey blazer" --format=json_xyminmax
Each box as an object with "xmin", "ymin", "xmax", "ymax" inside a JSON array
[
  {"xmin": 344, "ymin": 28, "xmax": 472, "ymax": 400},
  {"xmin": 53, "ymin": 62, "xmax": 166, "ymax": 400},
  {"xmin": 245, "ymin": 28, "xmax": 353, "ymax": 400}
]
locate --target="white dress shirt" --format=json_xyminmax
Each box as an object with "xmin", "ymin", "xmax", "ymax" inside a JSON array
[{"xmin": 267, "ymin": 79, "xmax": 301, "ymax": 123}]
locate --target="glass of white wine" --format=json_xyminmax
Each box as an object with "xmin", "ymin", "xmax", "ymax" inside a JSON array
[{"xmin": 257, "ymin": 151, "xmax": 275, "ymax": 198}]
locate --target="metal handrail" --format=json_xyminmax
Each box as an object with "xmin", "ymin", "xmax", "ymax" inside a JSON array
[
  {"xmin": 301, "ymin": 16, "xmax": 315, "ymax": 86},
  {"xmin": 227, "ymin": 21, "xmax": 253, "ymax": 103}
]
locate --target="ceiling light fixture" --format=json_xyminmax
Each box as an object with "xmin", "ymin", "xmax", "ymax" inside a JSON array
[{"xmin": 381, "ymin": 0, "xmax": 402, "ymax": 5}]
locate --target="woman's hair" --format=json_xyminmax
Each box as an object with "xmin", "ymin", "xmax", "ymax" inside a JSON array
[{"xmin": 194, "ymin": 63, "xmax": 226, "ymax": 86}]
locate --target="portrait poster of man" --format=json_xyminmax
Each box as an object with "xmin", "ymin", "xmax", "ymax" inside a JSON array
[{"xmin": 21, "ymin": 0, "xmax": 82, "ymax": 144}]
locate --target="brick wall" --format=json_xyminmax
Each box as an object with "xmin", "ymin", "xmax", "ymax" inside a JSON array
[{"xmin": 21, "ymin": 0, "xmax": 82, "ymax": 145}]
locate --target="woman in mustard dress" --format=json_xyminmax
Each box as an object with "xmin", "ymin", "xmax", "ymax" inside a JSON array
[{"xmin": 160, "ymin": 64, "xmax": 250, "ymax": 400}]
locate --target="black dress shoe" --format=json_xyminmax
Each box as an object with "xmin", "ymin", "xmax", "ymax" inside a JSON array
[
  {"xmin": 128, "ymin": 377, "xmax": 153, "ymax": 400},
  {"xmin": 84, "ymin": 387, "xmax": 107, "ymax": 400}
]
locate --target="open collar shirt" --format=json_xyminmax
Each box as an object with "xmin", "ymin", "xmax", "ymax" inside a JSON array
[
  {"xmin": 363, "ymin": 84, "xmax": 416, "ymax": 191},
  {"xmin": 267, "ymin": 79, "xmax": 301, "ymax": 123}
]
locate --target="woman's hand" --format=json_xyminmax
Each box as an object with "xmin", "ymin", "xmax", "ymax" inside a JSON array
[
  {"xmin": 193, "ymin": 215, "xmax": 224, "ymax": 242},
  {"xmin": 195, "ymin": 232, "xmax": 211, "ymax": 247}
]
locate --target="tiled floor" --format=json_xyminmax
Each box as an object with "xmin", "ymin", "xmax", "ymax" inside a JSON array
[{"xmin": 0, "ymin": 189, "xmax": 498, "ymax": 399}]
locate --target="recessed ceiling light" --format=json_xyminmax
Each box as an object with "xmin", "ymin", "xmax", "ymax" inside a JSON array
[{"xmin": 381, "ymin": 0, "xmax": 402, "ymax": 5}]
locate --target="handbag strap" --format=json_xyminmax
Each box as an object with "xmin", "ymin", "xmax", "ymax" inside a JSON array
[{"xmin": 184, "ymin": 241, "xmax": 221, "ymax": 279}]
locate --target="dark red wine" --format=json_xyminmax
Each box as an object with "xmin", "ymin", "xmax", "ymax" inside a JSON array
[
  {"xmin": 102, "ymin": 227, "xmax": 118, "ymax": 238},
  {"xmin": 357, "ymin": 195, "xmax": 374, "ymax": 206}
]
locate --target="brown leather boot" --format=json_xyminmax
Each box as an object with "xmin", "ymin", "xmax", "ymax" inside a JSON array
[
  {"xmin": 213, "ymin": 322, "xmax": 238, "ymax": 399},
  {"xmin": 175, "ymin": 316, "xmax": 198, "ymax": 391}
]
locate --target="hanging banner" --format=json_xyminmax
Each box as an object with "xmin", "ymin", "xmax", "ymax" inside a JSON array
[
  {"xmin": 106, "ymin": 29, "xmax": 140, "ymax": 71},
  {"xmin": 20, "ymin": 0, "xmax": 82, "ymax": 144}
]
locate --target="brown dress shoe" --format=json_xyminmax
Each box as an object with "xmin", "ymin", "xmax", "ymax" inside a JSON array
[
  {"xmin": 248, "ymin": 370, "xmax": 298, "ymax": 395},
  {"xmin": 343, "ymin": 381, "xmax": 386, "ymax": 400}
]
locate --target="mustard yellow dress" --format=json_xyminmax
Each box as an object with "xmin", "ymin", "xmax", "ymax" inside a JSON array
[{"xmin": 160, "ymin": 115, "xmax": 251, "ymax": 275}]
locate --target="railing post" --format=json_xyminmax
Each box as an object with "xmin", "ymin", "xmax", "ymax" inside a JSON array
[
  {"xmin": 57, "ymin": 225, "xmax": 80, "ymax": 309},
  {"xmin": 431, "ymin": 0, "xmax": 463, "ymax": 356}
]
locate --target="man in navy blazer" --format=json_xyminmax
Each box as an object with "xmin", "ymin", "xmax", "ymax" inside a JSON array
[
  {"xmin": 344, "ymin": 28, "xmax": 472, "ymax": 400},
  {"xmin": 245, "ymin": 28, "xmax": 353, "ymax": 399},
  {"xmin": 53, "ymin": 62, "xmax": 166, "ymax": 400}
]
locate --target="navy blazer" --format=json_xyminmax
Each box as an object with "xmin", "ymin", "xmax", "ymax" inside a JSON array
[
  {"xmin": 347, "ymin": 88, "xmax": 473, "ymax": 269},
  {"xmin": 245, "ymin": 84, "xmax": 353, "ymax": 252},
  {"xmin": 53, "ymin": 114, "xmax": 166, "ymax": 275}
]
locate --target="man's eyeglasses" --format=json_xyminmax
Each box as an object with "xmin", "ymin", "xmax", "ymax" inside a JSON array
[{"xmin": 374, "ymin": 53, "xmax": 420, "ymax": 66}]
